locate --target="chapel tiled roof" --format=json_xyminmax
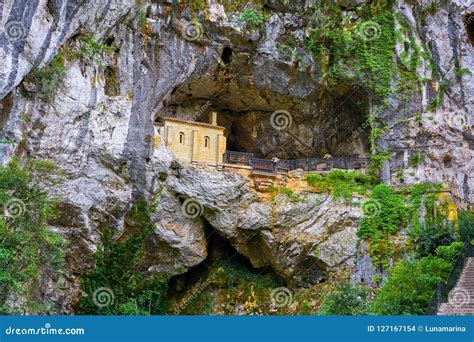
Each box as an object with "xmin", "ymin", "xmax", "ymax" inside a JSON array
[{"xmin": 157, "ymin": 116, "xmax": 225, "ymax": 130}]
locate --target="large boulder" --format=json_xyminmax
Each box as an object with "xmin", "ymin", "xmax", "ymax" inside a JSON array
[{"xmin": 166, "ymin": 166, "xmax": 366, "ymax": 286}]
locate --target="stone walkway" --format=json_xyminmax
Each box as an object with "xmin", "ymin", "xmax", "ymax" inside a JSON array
[{"xmin": 438, "ymin": 257, "xmax": 474, "ymax": 315}]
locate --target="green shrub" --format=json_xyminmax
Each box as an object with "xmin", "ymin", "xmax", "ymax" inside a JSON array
[
  {"xmin": 427, "ymin": 96, "xmax": 443, "ymax": 111},
  {"xmin": 280, "ymin": 188, "xmax": 303, "ymax": 203},
  {"xmin": 319, "ymin": 282, "xmax": 369, "ymax": 315},
  {"xmin": 269, "ymin": 186, "xmax": 303, "ymax": 203},
  {"xmin": 235, "ymin": 9, "xmax": 267, "ymax": 29},
  {"xmin": 189, "ymin": 0, "xmax": 208, "ymax": 13},
  {"xmin": 358, "ymin": 184, "xmax": 408, "ymax": 239},
  {"xmin": 370, "ymin": 256, "xmax": 451, "ymax": 315},
  {"xmin": 280, "ymin": 188, "xmax": 295, "ymax": 196},
  {"xmin": 420, "ymin": 1, "xmax": 440, "ymax": 16},
  {"xmin": 454, "ymin": 66, "xmax": 471, "ymax": 79},
  {"xmin": 368, "ymin": 150, "xmax": 392, "ymax": 176},
  {"xmin": 306, "ymin": 170, "xmax": 374, "ymax": 202},
  {"xmin": 414, "ymin": 217, "xmax": 455, "ymax": 256},
  {"xmin": 435, "ymin": 242, "xmax": 464, "ymax": 263},
  {"xmin": 79, "ymin": 36, "xmax": 117, "ymax": 65},
  {"xmin": 407, "ymin": 182, "xmax": 440, "ymax": 234},
  {"xmin": 458, "ymin": 211, "xmax": 474, "ymax": 243},
  {"xmin": 216, "ymin": 258, "xmax": 281, "ymax": 292},
  {"xmin": 79, "ymin": 200, "xmax": 169, "ymax": 315},
  {"xmin": 178, "ymin": 257, "xmax": 282, "ymax": 315},
  {"xmin": 407, "ymin": 152, "xmax": 425, "ymax": 167},
  {"xmin": 298, "ymin": 300, "xmax": 313, "ymax": 315},
  {"xmin": 305, "ymin": 3, "xmax": 397, "ymax": 96},
  {"xmin": 0, "ymin": 159, "xmax": 65, "ymax": 314},
  {"xmin": 357, "ymin": 184, "xmax": 409, "ymax": 268},
  {"xmin": 26, "ymin": 54, "xmax": 66, "ymax": 103}
]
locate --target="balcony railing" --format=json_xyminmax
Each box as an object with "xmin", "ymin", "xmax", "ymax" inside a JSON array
[
  {"xmin": 223, "ymin": 151, "xmax": 255, "ymax": 167},
  {"xmin": 253, "ymin": 158, "xmax": 276, "ymax": 173},
  {"xmin": 223, "ymin": 151, "xmax": 369, "ymax": 174}
]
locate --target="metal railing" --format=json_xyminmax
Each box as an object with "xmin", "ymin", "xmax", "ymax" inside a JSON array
[
  {"xmin": 223, "ymin": 151, "xmax": 255, "ymax": 167},
  {"xmin": 253, "ymin": 158, "xmax": 276, "ymax": 173},
  {"xmin": 223, "ymin": 151, "xmax": 370, "ymax": 174},
  {"xmin": 426, "ymin": 242, "xmax": 474, "ymax": 315}
]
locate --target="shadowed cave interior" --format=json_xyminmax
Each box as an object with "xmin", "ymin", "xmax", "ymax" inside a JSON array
[{"xmin": 158, "ymin": 78, "xmax": 371, "ymax": 160}]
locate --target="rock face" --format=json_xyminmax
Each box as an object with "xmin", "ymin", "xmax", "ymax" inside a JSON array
[
  {"xmin": 382, "ymin": 1, "xmax": 474, "ymax": 203},
  {"xmin": 164, "ymin": 161, "xmax": 363, "ymax": 287},
  {"xmin": 0, "ymin": 0, "xmax": 472, "ymax": 312}
]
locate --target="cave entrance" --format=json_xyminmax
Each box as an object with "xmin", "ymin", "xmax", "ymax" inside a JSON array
[
  {"xmin": 223, "ymin": 87, "xmax": 371, "ymax": 160},
  {"xmin": 157, "ymin": 78, "xmax": 370, "ymax": 161},
  {"xmin": 464, "ymin": 13, "xmax": 474, "ymax": 46},
  {"xmin": 0, "ymin": 92, "xmax": 13, "ymax": 132},
  {"xmin": 169, "ymin": 223, "xmax": 284, "ymax": 313}
]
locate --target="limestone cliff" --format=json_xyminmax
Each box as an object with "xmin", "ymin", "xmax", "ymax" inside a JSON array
[{"xmin": 0, "ymin": 0, "xmax": 472, "ymax": 314}]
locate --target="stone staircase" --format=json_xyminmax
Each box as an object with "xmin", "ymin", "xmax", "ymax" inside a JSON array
[{"xmin": 437, "ymin": 257, "xmax": 474, "ymax": 315}]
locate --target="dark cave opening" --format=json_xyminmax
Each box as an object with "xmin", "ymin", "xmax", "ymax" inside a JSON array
[
  {"xmin": 104, "ymin": 66, "xmax": 120, "ymax": 96},
  {"xmin": 168, "ymin": 223, "xmax": 283, "ymax": 295},
  {"xmin": 105, "ymin": 36, "xmax": 115, "ymax": 47},
  {"xmin": 221, "ymin": 46, "xmax": 233, "ymax": 64},
  {"xmin": 463, "ymin": 13, "xmax": 474, "ymax": 46},
  {"xmin": 0, "ymin": 91, "xmax": 13, "ymax": 132},
  {"xmin": 225, "ymin": 88, "xmax": 371, "ymax": 159},
  {"xmin": 158, "ymin": 79, "xmax": 371, "ymax": 160}
]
